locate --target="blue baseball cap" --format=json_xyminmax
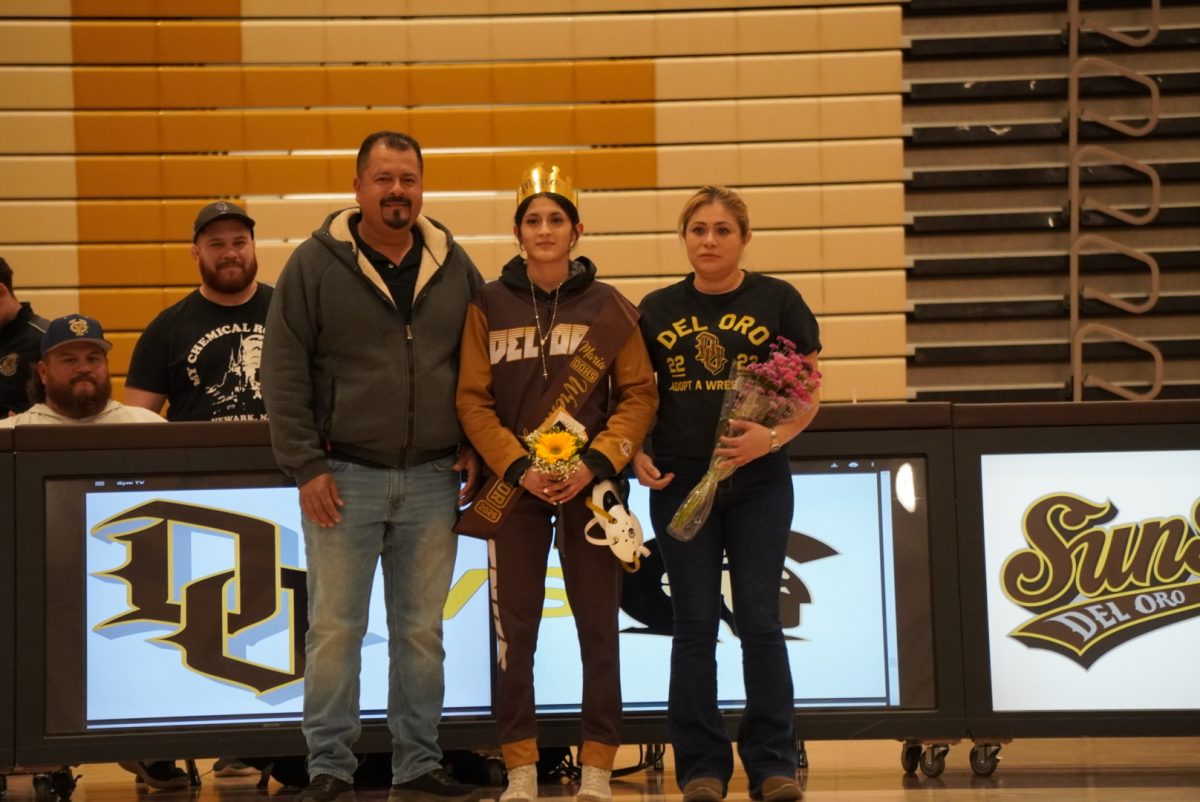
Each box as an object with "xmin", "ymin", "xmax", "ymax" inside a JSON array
[{"xmin": 41, "ymin": 314, "xmax": 113, "ymax": 357}]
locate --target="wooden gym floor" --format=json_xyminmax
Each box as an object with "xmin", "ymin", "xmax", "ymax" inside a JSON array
[{"xmin": 2, "ymin": 738, "xmax": 1197, "ymax": 801}]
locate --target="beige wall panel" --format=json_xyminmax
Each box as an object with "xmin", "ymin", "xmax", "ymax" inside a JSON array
[
  {"xmin": 656, "ymin": 57, "xmax": 737, "ymax": 101},
  {"xmin": 244, "ymin": 0, "xmax": 325, "ymax": 14},
  {"xmin": 580, "ymin": 235, "xmax": 661, "ymax": 277},
  {"xmin": 764, "ymin": 271, "xmax": 823, "ymax": 312},
  {"xmin": 654, "ymin": 12, "xmax": 737, "ymax": 57},
  {"xmin": 423, "ymin": 196, "xmax": 499, "ymax": 238},
  {"xmin": 254, "ymin": 241, "xmax": 296, "ymax": 284},
  {"xmin": 657, "ymin": 145, "xmax": 739, "ymax": 188},
  {"xmin": 820, "ymin": 139, "xmax": 903, "ymax": 182},
  {"xmin": 241, "ymin": 21, "xmax": 327, "ymax": 63},
  {"xmin": 739, "ymin": 142, "xmax": 822, "ymax": 186},
  {"xmin": 246, "ymin": 198, "xmax": 350, "ymax": 240},
  {"xmin": 572, "ymin": 14, "xmax": 656, "ymax": 59},
  {"xmin": 823, "ymin": 270, "xmax": 905, "ymax": 314},
  {"xmin": 738, "ymin": 55, "xmax": 819, "ymax": 98},
  {"xmin": 743, "ymin": 229, "xmax": 822, "ymax": 270},
  {"xmin": 0, "ymin": 157, "xmax": 76, "ymax": 199},
  {"xmin": 818, "ymin": 6, "xmax": 901, "ymax": 51},
  {"xmin": 819, "ymin": 51, "xmax": 901, "ymax": 94},
  {"xmin": 1, "ymin": 246, "xmax": 79, "ymax": 287},
  {"xmin": 654, "ymin": 189, "xmax": 697, "ymax": 233},
  {"xmin": 818, "ymin": 314, "xmax": 906, "ymax": 358},
  {"xmin": 656, "ymin": 101, "xmax": 737, "ymax": 144},
  {"xmin": 607, "ymin": 277, "xmax": 675, "ymax": 305},
  {"xmin": 5, "ymin": 112, "xmax": 74, "ymax": 154},
  {"xmin": 407, "ymin": 19, "xmax": 492, "ymax": 62},
  {"xmin": 821, "ymin": 183, "xmax": 904, "ymax": 227},
  {"xmin": 740, "ymin": 187, "xmax": 821, "ymax": 229},
  {"xmin": 492, "ymin": 17, "xmax": 573, "ymax": 61},
  {"xmin": 819, "ymin": 96, "xmax": 901, "ymax": 139},
  {"xmin": 657, "ymin": 235, "xmax": 692, "ymax": 276},
  {"xmin": 735, "ymin": 10, "xmax": 819, "ymax": 54},
  {"xmin": 0, "ymin": 67, "xmax": 73, "ymax": 109},
  {"xmin": 822, "ymin": 227, "xmax": 904, "ymax": 270},
  {"xmin": 324, "ymin": 20, "xmax": 408, "ymax": 63},
  {"xmin": 819, "ymin": 357, "xmax": 906, "ymax": 402},
  {"xmin": 20, "ymin": 289, "xmax": 81, "ymax": 320},
  {"xmin": 739, "ymin": 98, "xmax": 820, "ymax": 141},
  {"xmin": 579, "ymin": 191, "xmax": 661, "ymax": 235},
  {"xmin": 0, "ymin": 21, "xmax": 71, "ymax": 63},
  {"xmin": 460, "ymin": 239, "xmax": 503, "ymax": 280}
]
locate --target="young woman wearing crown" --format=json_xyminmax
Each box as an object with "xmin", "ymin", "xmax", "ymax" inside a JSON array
[{"xmin": 456, "ymin": 165, "xmax": 657, "ymax": 802}]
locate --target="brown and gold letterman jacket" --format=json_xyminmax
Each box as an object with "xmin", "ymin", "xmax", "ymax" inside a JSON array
[{"xmin": 457, "ymin": 255, "xmax": 657, "ymax": 484}]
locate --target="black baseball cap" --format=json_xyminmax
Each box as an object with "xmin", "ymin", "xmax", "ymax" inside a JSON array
[{"xmin": 193, "ymin": 201, "xmax": 256, "ymax": 242}]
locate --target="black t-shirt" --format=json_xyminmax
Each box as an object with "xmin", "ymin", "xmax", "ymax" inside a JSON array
[
  {"xmin": 125, "ymin": 285, "xmax": 273, "ymax": 421},
  {"xmin": 638, "ymin": 272, "xmax": 821, "ymax": 460},
  {"xmin": 0, "ymin": 302, "xmax": 48, "ymax": 415},
  {"xmin": 351, "ymin": 217, "xmax": 424, "ymax": 321}
]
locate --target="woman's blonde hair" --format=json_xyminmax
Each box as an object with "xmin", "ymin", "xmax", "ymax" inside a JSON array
[{"xmin": 677, "ymin": 185, "xmax": 750, "ymax": 240}]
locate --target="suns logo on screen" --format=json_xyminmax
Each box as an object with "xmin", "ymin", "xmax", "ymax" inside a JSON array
[
  {"xmin": 92, "ymin": 500, "xmax": 307, "ymax": 695},
  {"xmin": 1000, "ymin": 493, "xmax": 1200, "ymax": 668}
]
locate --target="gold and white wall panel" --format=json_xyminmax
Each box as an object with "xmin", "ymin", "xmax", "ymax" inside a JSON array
[{"xmin": 0, "ymin": 2, "xmax": 904, "ymax": 401}]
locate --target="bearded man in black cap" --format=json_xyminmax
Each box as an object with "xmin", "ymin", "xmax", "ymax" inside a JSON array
[{"xmin": 125, "ymin": 200, "xmax": 272, "ymax": 422}]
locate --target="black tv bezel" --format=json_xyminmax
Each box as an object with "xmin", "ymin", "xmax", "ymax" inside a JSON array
[
  {"xmin": 770, "ymin": 426, "xmax": 967, "ymax": 741},
  {"xmin": 1, "ymin": 430, "xmax": 15, "ymax": 773},
  {"xmin": 954, "ymin": 421, "xmax": 1200, "ymax": 739}
]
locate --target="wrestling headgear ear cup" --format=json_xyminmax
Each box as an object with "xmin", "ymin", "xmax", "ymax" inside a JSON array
[{"xmin": 584, "ymin": 479, "xmax": 650, "ymax": 572}]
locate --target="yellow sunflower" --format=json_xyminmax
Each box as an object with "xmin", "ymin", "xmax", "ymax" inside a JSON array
[{"xmin": 534, "ymin": 431, "xmax": 578, "ymax": 464}]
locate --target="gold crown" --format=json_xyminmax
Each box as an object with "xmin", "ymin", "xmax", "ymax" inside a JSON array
[{"xmin": 516, "ymin": 163, "xmax": 578, "ymax": 209}]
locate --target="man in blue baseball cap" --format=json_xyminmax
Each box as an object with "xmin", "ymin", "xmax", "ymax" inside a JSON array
[{"xmin": 0, "ymin": 314, "xmax": 164, "ymax": 427}]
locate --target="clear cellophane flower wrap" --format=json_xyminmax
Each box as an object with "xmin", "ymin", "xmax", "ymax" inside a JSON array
[
  {"xmin": 667, "ymin": 337, "xmax": 821, "ymax": 542},
  {"xmin": 524, "ymin": 408, "xmax": 589, "ymax": 481}
]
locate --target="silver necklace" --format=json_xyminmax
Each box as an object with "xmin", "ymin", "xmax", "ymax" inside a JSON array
[{"xmin": 529, "ymin": 278, "xmax": 562, "ymax": 380}]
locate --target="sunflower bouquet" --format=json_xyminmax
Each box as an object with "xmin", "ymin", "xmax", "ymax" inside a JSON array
[{"xmin": 524, "ymin": 408, "xmax": 589, "ymax": 481}]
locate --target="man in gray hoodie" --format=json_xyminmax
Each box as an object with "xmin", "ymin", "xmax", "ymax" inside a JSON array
[{"xmin": 261, "ymin": 131, "xmax": 483, "ymax": 802}]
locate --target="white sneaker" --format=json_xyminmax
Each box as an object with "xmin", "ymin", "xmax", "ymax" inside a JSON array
[
  {"xmin": 577, "ymin": 765, "xmax": 611, "ymax": 802},
  {"xmin": 500, "ymin": 764, "xmax": 538, "ymax": 802}
]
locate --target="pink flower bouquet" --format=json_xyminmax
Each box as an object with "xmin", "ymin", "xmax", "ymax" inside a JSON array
[{"xmin": 667, "ymin": 336, "xmax": 820, "ymax": 542}]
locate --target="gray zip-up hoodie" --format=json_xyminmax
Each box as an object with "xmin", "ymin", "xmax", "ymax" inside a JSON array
[{"xmin": 261, "ymin": 207, "xmax": 484, "ymax": 485}]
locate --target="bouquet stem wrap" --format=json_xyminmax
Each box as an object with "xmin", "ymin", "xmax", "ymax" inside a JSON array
[{"xmin": 667, "ymin": 338, "xmax": 819, "ymax": 542}]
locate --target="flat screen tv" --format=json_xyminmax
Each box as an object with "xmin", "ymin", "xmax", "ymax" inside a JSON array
[
  {"xmin": 953, "ymin": 402, "xmax": 1200, "ymax": 737},
  {"xmin": 13, "ymin": 424, "xmax": 493, "ymax": 764}
]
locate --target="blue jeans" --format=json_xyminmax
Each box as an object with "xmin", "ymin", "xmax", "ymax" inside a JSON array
[
  {"xmin": 301, "ymin": 456, "xmax": 460, "ymax": 785},
  {"xmin": 650, "ymin": 453, "xmax": 797, "ymax": 793}
]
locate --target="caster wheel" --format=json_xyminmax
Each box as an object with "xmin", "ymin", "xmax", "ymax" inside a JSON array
[
  {"xmin": 50, "ymin": 770, "xmax": 77, "ymax": 800},
  {"xmin": 32, "ymin": 775, "xmax": 53, "ymax": 801},
  {"xmin": 919, "ymin": 745, "xmax": 948, "ymax": 778},
  {"xmin": 970, "ymin": 744, "xmax": 1000, "ymax": 777},
  {"xmin": 900, "ymin": 742, "xmax": 922, "ymax": 774}
]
